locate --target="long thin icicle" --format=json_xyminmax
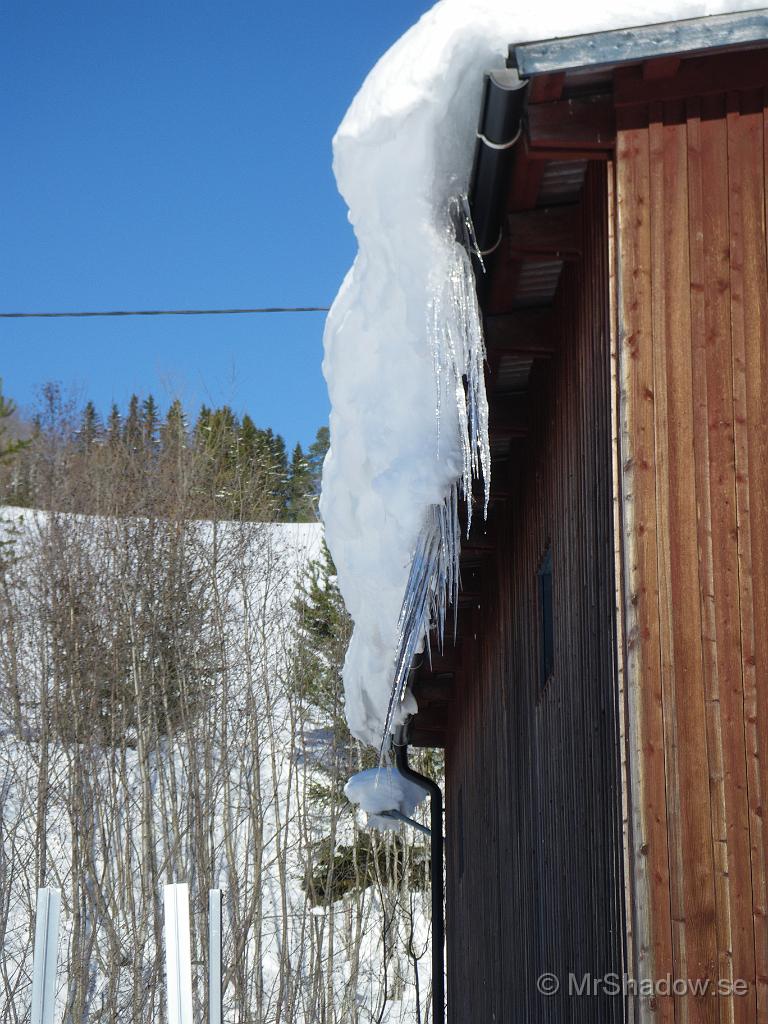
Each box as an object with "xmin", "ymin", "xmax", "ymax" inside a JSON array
[
  {"xmin": 380, "ymin": 483, "xmax": 460, "ymax": 759},
  {"xmin": 380, "ymin": 197, "xmax": 489, "ymax": 755},
  {"xmin": 428, "ymin": 195, "xmax": 491, "ymax": 529}
]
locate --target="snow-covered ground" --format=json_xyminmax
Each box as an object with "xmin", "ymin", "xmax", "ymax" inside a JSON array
[
  {"xmin": 0, "ymin": 507, "xmax": 432, "ymax": 1024},
  {"xmin": 321, "ymin": 0, "xmax": 761, "ymax": 749}
]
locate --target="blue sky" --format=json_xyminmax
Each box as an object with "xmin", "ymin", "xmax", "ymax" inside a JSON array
[{"xmin": 0, "ymin": 0, "xmax": 431, "ymax": 450}]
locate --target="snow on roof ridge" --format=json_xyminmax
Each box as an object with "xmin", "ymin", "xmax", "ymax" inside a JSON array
[{"xmin": 321, "ymin": 0, "xmax": 760, "ymax": 750}]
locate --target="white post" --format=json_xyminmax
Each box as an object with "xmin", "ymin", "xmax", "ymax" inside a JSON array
[
  {"xmin": 208, "ymin": 890, "xmax": 223, "ymax": 1024},
  {"xmin": 164, "ymin": 883, "xmax": 194, "ymax": 1024},
  {"xmin": 30, "ymin": 887, "xmax": 61, "ymax": 1024}
]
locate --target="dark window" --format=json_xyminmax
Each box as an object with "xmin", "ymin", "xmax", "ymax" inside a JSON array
[{"xmin": 537, "ymin": 545, "xmax": 554, "ymax": 687}]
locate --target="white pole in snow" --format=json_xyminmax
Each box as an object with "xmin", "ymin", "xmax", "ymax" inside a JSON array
[
  {"xmin": 30, "ymin": 886, "xmax": 61, "ymax": 1024},
  {"xmin": 208, "ymin": 890, "xmax": 223, "ymax": 1024},
  {"xmin": 164, "ymin": 883, "xmax": 194, "ymax": 1024}
]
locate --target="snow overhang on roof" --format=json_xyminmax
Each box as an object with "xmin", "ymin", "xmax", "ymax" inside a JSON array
[{"xmin": 321, "ymin": 1, "xmax": 768, "ymax": 754}]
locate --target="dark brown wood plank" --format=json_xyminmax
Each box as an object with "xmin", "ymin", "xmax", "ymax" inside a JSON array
[
  {"xmin": 643, "ymin": 56, "xmax": 682, "ymax": 81},
  {"xmin": 408, "ymin": 728, "xmax": 446, "ymax": 749},
  {"xmin": 484, "ymin": 309, "xmax": 556, "ymax": 357},
  {"xmin": 527, "ymin": 72, "xmax": 565, "ymax": 104},
  {"xmin": 526, "ymin": 94, "xmax": 614, "ymax": 152},
  {"xmin": 506, "ymin": 205, "xmax": 581, "ymax": 260},
  {"xmin": 412, "ymin": 675, "xmax": 456, "ymax": 703},
  {"xmin": 614, "ymin": 48, "xmax": 768, "ymax": 106},
  {"xmin": 488, "ymin": 394, "xmax": 528, "ymax": 439}
]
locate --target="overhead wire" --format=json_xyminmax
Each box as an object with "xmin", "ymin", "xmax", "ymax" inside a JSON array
[{"xmin": 0, "ymin": 306, "xmax": 329, "ymax": 319}]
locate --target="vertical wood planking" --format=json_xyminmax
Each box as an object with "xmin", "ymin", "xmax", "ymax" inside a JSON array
[
  {"xmin": 728, "ymin": 88, "xmax": 768, "ymax": 1019},
  {"xmin": 703, "ymin": 92, "xmax": 755, "ymax": 1024},
  {"xmin": 445, "ymin": 164, "xmax": 624, "ymax": 1024},
  {"xmin": 616, "ymin": 110, "xmax": 675, "ymax": 1023},
  {"xmin": 649, "ymin": 102, "xmax": 689, "ymax": 1023},
  {"xmin": 610, "ymin": 156, "xmax": 637, "ymax": 1014},
  {"xmin": 616, "ymin": 81, "xmax": 768, "ymax": 1022}
]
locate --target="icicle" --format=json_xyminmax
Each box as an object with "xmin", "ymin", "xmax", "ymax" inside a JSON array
[
  {"xmin": 427, "ymin": 195, "xmax": 491, "ymax": 528},
  {"xmin": 380, "ymin": 483, "xmax": 461, "ymax": 760},
  {"xmin": 380, "ymin": 196, "xmax": 490, "ymax": 756}
]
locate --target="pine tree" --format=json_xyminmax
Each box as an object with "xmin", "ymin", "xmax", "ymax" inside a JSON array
[
  {"xmin": 293, "ymin": 542, "xmax": 354, "ymax": 758},
  {"xmin": 287, "ymin": 443, "xmax": 315, "ymax": 522},
  {"xmin": 194, "ymin": 405, "xmax": 212, "ymax": 444},
  {"xmin": 307, "ymin": 426, "xmax": 330, "ymax": 496},
  {"xmin": 123, "ymin": 395, "xmax": 142, "ymax": 451},
  {"xmin": 0, "ymin": 381, "xmax": 28, "ymax": 462},
  {"xmin": 142, "ymin": 394, "xmax": 159, "ymax": 451},
  {"xmin": 107, "ymin": 404, "xmax": 121, "ymax": 447},
  {"xmin": 293, "ymin": 545, "xmax": 423, "ymax": 904},
  {"xmin": 0, "ymin": 381, "xmax": 32, "ymax": 510},
  {"xmin": 160, "ymin": 398, "xmax": 186, "ymax": 453},
  {"xmin": 238, "ymin": 414, "xmax": 258, "ymax": 464},
  {"xmin": 253, "ymin": 427, "xmax": 288, "ymax": 519},
  {"xmin": 79, "ymin": 401, "xmax": 100, "ymax": 449}
]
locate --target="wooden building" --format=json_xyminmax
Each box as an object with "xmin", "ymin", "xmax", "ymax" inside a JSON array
[{"xmin": 407, "ymin": 11, "xmax": 768, "ymax": 1023}]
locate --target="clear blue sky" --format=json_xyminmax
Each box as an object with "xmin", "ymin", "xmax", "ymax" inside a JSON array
[{"xmin": 1, "ymin": 0, "xmax": 431, "ymax": 451}]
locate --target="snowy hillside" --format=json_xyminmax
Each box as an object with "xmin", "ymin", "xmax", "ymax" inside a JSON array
[{"xmin": 0, "ymin": 507, "xmax": 432, "ymax": 1024}]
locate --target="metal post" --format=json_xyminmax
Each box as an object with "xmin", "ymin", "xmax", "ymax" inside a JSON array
[
  {"xmin": 208, "ymin": 890, "xmax": 223, "ymax": 1024},
  {"xmin": 30, "ymin": 887, "xmax": 61, "ymax": 1024},
  {"xmin": 394, "ymin": 739, "xmax": 445, "ymax": 1024},
  {"xmin": 164, "ymin": 884, "xmax": 194, "ymax": 1024}
]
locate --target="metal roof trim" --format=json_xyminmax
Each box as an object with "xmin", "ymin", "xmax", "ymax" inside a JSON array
[{"xmin": 508, "ymin": 8, "xmax": 768, "ymax": 76}]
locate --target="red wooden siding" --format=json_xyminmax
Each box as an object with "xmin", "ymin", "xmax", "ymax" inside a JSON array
[{"xmin": 615, "ymin": 86, "xmax": 768, "ymax": 1023}]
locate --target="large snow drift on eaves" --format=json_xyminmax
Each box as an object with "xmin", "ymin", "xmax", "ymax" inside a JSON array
[{"xmin": 320, "ymin": 0, "xmax": 761, "ymax": 748}]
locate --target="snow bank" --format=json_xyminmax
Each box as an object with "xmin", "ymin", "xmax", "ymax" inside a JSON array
[
  {"xmin": 321, "ymin": 0, "xmax": 760, "ymax": 748},
  {"xmin": 345, "ymin": 768, "xmax": 430, "ymax": 831}
]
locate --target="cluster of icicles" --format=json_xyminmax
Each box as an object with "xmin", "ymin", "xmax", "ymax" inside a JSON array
[{"xmin": 380, "ymin": 196, "xmax": 490, "ymax": 756}]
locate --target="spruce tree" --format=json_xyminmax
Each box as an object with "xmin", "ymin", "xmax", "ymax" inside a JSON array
[
  {"xmin": 107, "ymin": 404, "xmax": 121, "ymax": 447},
  {"xmin": 79, "ymin": 401, "xmax": 100, "ymax": 449},
  {"xmin": 160, "ymin": 399, "xmax": 186, "ymax": 453},
  {"xmin": 0, "ymin": 381, "xmax": 28, "ymax": 462},
  {"xmin": 253, "ymin": 427, "xmax": 288, "ymax": 519},
  {"xmin": 141, "ymin": 394, "xmax": 159, "ymax": 451},
  {"xmin": 287, "ymin": 443, "xmax": 315, "ymax": 522},
  {"xmin": 293, "ymin": 542, "xmax": 354, "ymax": 761},
  {"xmin": 307, "ymin": 426, "xmax": 330, "ymax": 498},
  {"xmin": 123, "ymin": 395, "xmax": 142, "ymax": 451},
  {"xmin": 194, "ymin": 405, "xmax": 212, "ymax": 444}
]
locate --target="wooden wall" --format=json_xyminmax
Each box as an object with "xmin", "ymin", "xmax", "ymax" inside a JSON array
[
  {"xmin": 615, "ymin": 85, "xmax": 768, "ymax": 1023},
  {"xmin": 445, "ymin": 163, "xmax": 626, "ymax": 1022}
]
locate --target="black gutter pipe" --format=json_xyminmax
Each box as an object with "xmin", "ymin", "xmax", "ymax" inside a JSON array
[
  {"xmin": 468, "ymin": 68, "xmax": 528, "ymax": 283},
  {"xmin": 394, "ymin": 732, "xmax": 445, "ymax": 1024}
]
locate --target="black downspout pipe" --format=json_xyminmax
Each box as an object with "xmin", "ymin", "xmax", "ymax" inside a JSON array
[
  {"xmin": 467, "ymin": 68, "xmax": 528, "ymax": 291},
  {"xmin": 394, "ymin": 734, "xmax": 445, "ymax": 1024}
]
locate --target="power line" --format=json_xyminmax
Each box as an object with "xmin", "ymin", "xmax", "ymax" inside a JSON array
[{"xmin": 0, "ymin": 306, "xmax": 329, "ymax": 319}]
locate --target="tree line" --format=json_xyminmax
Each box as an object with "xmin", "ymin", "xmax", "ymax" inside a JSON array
[{"xmin": 0, "ymin": 383, "xmax": 329, "ymax": 523}]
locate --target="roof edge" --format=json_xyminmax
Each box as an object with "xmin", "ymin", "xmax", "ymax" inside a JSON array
[{"xmin": 508, "ymin": 8, "xmax": 768, "ymax": 76}]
